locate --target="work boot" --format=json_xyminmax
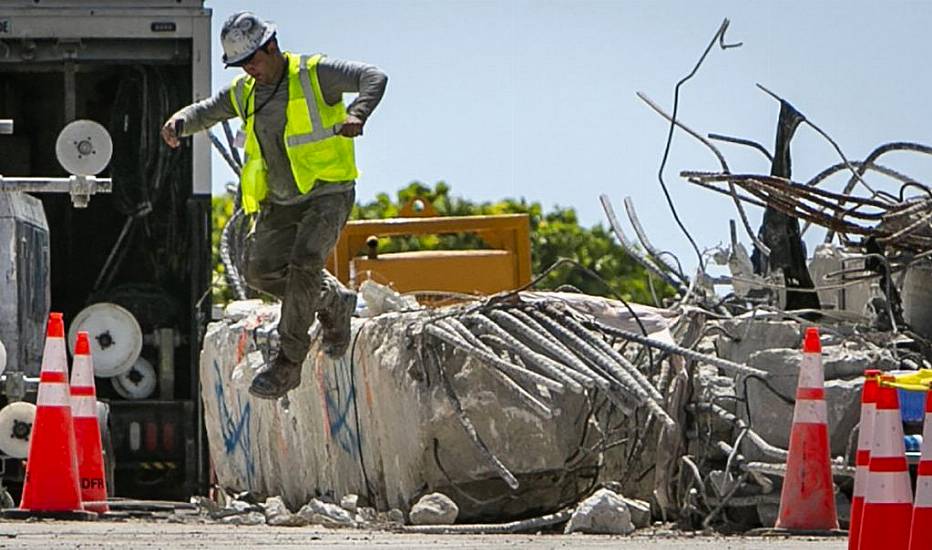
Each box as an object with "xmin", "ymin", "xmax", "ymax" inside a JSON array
[
  {"xmin": 319, "ymin": 288, "xmax": 357, "ymax": 358},
  {"xmin": 248, "ymin": 354, "xmax": 302, "ymax": 399}
]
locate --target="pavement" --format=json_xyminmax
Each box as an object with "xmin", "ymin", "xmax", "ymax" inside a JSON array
[{"xmin": 0, "ymin": 521, "xmax": 849, "ymax": 549}]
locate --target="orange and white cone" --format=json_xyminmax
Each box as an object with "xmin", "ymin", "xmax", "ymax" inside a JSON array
[
  {"xmin": 908, "ymin": 388, "xmax": 932, "ymax": 550},
  {"xmin": 849, "ymin": 369, "xmax": 881, "ymax": 550},
  {"xmin": 859, "ymin": 374, "xmax": 912, "ymax": 550},
  {"xmin": 70, "ymin": 332, "xmax": 108, "ymax": 514},
  {"xmin": 10, "ymin": 313, "xmax": 94, "ymax": 519},
  {"xmin": 775, "ymin": 327, "xmax": 838, "ymax": 530}
]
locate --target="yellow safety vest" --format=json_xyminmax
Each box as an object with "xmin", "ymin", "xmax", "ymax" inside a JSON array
[{"xmin": 229, "ymin": 52, "xmax": 358, "ymax": 213}]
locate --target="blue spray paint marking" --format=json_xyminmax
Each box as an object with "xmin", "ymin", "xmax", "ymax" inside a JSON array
[
  {"xmin": 324, "ymin": 357, "xmax": 361, "ymax": 458},
  {"xmin": 213, "ymin": 360, "xmax": 256, "ymax": 489}
]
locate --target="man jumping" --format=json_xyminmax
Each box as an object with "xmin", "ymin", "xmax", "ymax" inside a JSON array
[{"xmin": 161, "ymin": 11, "xmax": 387, "ymax": 399}]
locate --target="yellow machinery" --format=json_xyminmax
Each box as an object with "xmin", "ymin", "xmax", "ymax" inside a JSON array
[{"xmin": 327, "ymin": 207, "xmax": 532, "ymax": 296}]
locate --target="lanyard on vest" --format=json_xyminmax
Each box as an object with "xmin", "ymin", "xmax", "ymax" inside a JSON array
[{"xmin": 239, "ymin": 68, "xmax": 286, "ymax": 120}]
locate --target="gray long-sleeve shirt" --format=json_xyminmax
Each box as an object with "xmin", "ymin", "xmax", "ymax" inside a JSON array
[{"xmin": 175, "ymin": 54, "xmax": 387, "ymax": 204}]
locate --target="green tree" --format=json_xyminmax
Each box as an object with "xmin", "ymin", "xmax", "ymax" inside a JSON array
[{"xmin": 212, "ymin": 181, "xmax": 673, "ymax": 305}]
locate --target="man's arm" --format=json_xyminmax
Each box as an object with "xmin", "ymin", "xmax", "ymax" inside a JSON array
[
  {"xmin": 316, "ymin": 58, "xmax": 388, "ymax": 137},
  {"xmin": 161, "ymin": 84, "xmax": 239, "ymax": 148}
]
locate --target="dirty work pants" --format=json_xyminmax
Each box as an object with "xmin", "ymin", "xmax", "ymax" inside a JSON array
[{"xmin": 244, "ymin": 188, "xmax": 355, "ymax": 363}]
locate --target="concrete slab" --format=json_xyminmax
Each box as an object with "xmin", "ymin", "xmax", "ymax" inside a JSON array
[{"xmin": 200, "ymin": 296, "xmax": 675, "ymax": 521}]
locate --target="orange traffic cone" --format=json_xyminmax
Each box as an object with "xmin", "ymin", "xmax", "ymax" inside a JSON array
[
  {"xmin": 859, "ymin": 374, "xmax": 912, "ymax": 550},
  {"xmin": 4, "ymin": 313, "xmax": 95, "ymax": 519},
  {"xmin": 908, "ymin": 388, "xmax": 932, "ymax": 550},
  {"xmin": 774, "ymin": 327, "xmax": 838, "ymax": 530},
  {"xmin": 70, "ymin": 332, "xmax": 108, "ymax": 514},
  {"xmin": 849, "ymin": 369, "xmax": 881, "ymax": 550}
]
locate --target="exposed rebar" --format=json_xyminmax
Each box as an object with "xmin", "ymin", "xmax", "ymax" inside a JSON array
[
  {"xmin": 424, "ymin": 323, "xmax": 566, "ymax": 393},
  {"xmin": 430, "ymin": 346, "xmax": 520, "ymax": 490},
  {"xmin": 436, "ymin": 319, "xmax": 554, "ymax": 418},
  {"xmin": 582, "ymin": 316, "xmax": 768, "ymax": 378},
  {"xmin": 528, "ymin": 307, "xmax": 675, "ymax": 430},
  {"xmin": 466, "ymin": 314, "xmax": 586, "ymax": 393}
]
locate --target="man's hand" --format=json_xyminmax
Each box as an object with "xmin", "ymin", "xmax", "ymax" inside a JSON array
[
  {"xmin": 339, "ymin": 114, "xmax": 364, "ymax": 138},
  {"xmin": 161, "ymin": 117, "xmax": 183, "ymax": 149}
]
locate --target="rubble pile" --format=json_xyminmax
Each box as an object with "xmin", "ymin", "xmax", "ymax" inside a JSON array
[
  {"xmin": 587, "ymin": 17, "xmax": 932, "ymax": 533},
  {"xmin": 205, "ymin": 276, "xmax": 923, "ymax": 534},
  {"xmin": 205, "ymin": 17, "xmax": 932, "ymax": 536}
]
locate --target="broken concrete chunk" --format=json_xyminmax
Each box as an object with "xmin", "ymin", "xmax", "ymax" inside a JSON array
[
  {"xmin": 822, "ymin": 346, "xmax": 897, "ymax": 379},
  {"xmin": 355, "ymin": 506, "xmax": 378, "ymax": 524},
  {"xmin": 224, "ymin": 300, "xmax": 265, "ymax": 322},
  {"xmin": 564, "ymin": 489, "xmax": 635, "ymax": 535},
  {"xmin": 230, "ymin": 499, "xmax": 254, "ymax": 513},
  {"xmin": 713, "ymin": 320, "xmax": 800, "ymax": 364},
  {"xmin": 696, "ymin": 365, "xmax": 738, "ymax": 415},
  {"xmin": 297, "ymin": 498, "xmax": 356, "ymax": 528},
  {"xmin": 621, "ymin": 496, "xmax": 651, "ymax": 528},
  {"xmin": 386, "ymin": 508, "xmax": 406, "ymax": 524},
  {"xmin": 222, "ymin": 511, "xmax": 265, "ymax": 525},
  {"xmin": 359, "ymin": 280, "xmax": 419, "ymax": 316},
  {"xmin": 340, "ymin": 493, "xmax": 359, "ymax": 514},
  {"xmin": 738, "ymin": 353, "xmax": 863, "ymax": 459},
  {"xmin": 409, "ymin": 492, "xmax": 459, "ymax": 525},
  {"xmin": 189, "ymin": 495, "xmax": 220, "ymax": 515},
  {"xmin": 263, "ymin": 496, "xmax": 307, "ymax": 527}
]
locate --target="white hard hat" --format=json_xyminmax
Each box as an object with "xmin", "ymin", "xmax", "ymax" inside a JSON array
[{"xmin": 220, "ymin": 11, "xmax": 277, "ymax": 67}]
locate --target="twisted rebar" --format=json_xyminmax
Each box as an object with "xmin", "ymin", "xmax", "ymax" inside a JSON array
[
  {"xmin": 465, "ymin": 314, "xmax": 585, "ymax": 393},
  {"xmin": 424, "ymin": 323, "xmax": 565, "ymax": 393},
  {"xmin": 580, "ymin": 314, "xmax": 768, "ymax": 378},
  {"xmin": 436, "ymin": 319, "xmax": 554, "ymax": 418}
]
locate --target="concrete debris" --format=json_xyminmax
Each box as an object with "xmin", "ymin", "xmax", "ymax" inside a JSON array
[
  {"xmin": 229, "ymin": 499, "xmax": 255, "ymax": 513},
  {"xmin": 221, "ymin": 511, "xmax": 265, "ymax": 525},
  {"xmin": 201, "ymin": 292, "xmax": 680, "ymax": 523},
  {"xmin": 189, "ymin": 495, "xmax": 221, "ymax": 516},
  {"xmin": 409, "ymin": 492, "xmax": 459, "ymax": 525},
  {"xmin": 297, "ymin": 498, "xmax": 357, "ymax": 528},
  {"xmin": 384, "ymin": 508, "xmax": 406, "ymax": 525},
  {"xmin": 564, "ymin": 489, "xmax": 636, "ymax": 535},
  {"xmin": 205, "ymin": 281, "xmax": 912, "ymax": 534},
  {"xmin": 621, "ymin": 496, "xmax": 651, "ymax": 529},
  {"xmin": 223, "ymin": 299, "xmax": 266, "ymax": 322},
  {"xmin": 340, "ymin": 493, "xmax": 360, "ymax": 514},
  {"xmin": 355, "ymin": 506, "xmax": 378, "ymax": 524},
  {"xmin": 734, "ymin": 345, "xmax": 896, "ymax": 460},
  {"xmin": 359, "ymin": 279, "xmax": 420, "ymax": 316},
  {"xmin": 710, "ymin": 320, "xmax": 800, "ymax": 364},
  {"xmin": 264, "ymin": 496, "xmax": 307, "ymax": 527}
]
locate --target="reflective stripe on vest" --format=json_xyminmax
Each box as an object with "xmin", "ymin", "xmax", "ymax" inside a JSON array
[{"xmin": 286, "ymin": 55, "xmax": 340, "ymax": 146}]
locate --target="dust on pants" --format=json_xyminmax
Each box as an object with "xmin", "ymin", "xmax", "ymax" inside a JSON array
[{"xmin": 244, "ymin": 188, "xmax": 355, "ymax": 363}]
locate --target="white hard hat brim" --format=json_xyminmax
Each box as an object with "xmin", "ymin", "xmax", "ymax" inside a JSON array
[{"xmin": 223, "ymin": 23, "xmax": 278, "ymax": 67}]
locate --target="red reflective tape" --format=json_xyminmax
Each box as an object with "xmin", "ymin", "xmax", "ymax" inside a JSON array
[
  {"xmin": 856, "ymin": 450, "xmax": 871, "ymax": 466},
  {"xmin": 796, "ymin": 387, "xmax": 825, "ymax": 400},
  {"xmin": 870, "ymin": 456, "xmax": 908, "ymax": 472},
  {"xmin": 70, "ymin": 386, "xmax": 95, "ymax": 397},
  {"xmin": 919, "ymin": 461, "xmax": 932, "ymax": 477},
  {"xmin": 39, "ymin": 372, "xmax": 66, "ymax": 383}
]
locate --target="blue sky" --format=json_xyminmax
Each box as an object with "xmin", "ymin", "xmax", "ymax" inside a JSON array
[{"xmin": 203, "ymin": 1, "xmax": 932, "ymax": 273}]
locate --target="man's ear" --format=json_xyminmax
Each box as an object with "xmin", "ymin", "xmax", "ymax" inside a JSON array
[{"xmin": 266, "ymin": 38, "xmax": 280, "ymax": 55}]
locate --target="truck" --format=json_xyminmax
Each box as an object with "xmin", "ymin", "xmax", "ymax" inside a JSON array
[{"xmin": 0, "ymin": 0, "xmax": 212, "ymax": 500}]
